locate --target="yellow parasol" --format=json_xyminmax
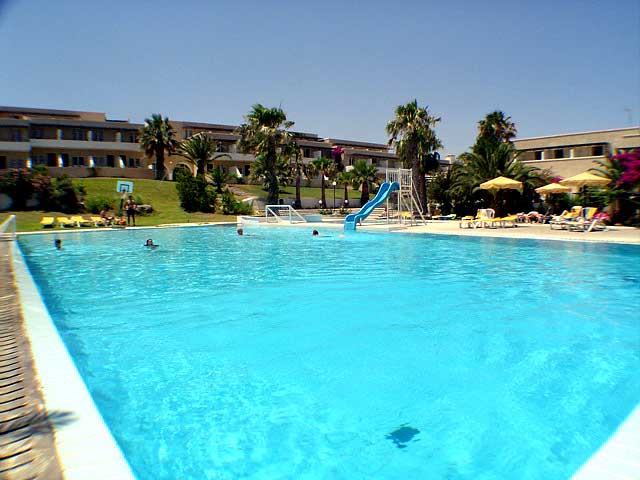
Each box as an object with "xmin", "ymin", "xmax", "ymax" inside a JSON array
[
  {"xmin": 479, "ymin": 176, "xmax": 523, "ymax": 192},
  {"xmin": 559, "ymin": 172, "xmax": 611, "ymax": 189},
  {"xmin": 535, "ymin": 183, "xmax": 570, "ymax": 194}
]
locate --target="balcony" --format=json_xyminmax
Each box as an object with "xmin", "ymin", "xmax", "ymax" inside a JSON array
[
  {"xmin": 29, "ymin": 139, "xmax": 140, "ymax": 152},
  {"xmin": 0, "ymin": 141, "xmax": 30, "ymax": 152}
]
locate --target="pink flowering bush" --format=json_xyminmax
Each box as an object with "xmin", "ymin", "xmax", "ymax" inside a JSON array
[{"xmin": 615, "ymin": 149, "xmax": 640, "ymax": 188}]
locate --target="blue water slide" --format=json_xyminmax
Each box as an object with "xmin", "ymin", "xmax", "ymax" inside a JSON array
[{"xmin": 344, "ymin": 181, "xmax": 400, "ymax": 230}]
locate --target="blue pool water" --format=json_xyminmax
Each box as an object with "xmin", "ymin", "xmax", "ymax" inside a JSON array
[{"xmin": 19, "ymin": 226, "xmax": 640, "ymax": 479}]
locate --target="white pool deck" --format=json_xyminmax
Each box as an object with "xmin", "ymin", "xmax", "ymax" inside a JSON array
[{"xmin": 12, "ymin": 219, "xmax": 640, "ymax": 478}]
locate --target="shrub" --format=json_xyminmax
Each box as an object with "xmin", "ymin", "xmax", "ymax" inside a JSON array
[
  {"xmin": 175, "ymin": 173, "xmax": 217, "ymax": 212},
  {"xmin": 0, "ymin": 169, "xmax": 36, "ymax": 210},
  {"xmin": 0, "ymin": 169, "xmax": 80, "ymax": 212},
  {"xmin": 51, "ymin": 176, "xmax": 80, "ymax": 213},
  {"xmin": 86, "ymin": 195, "xmax": 116, "ymax": 214},
  {"xmin": 221, "ymin": 190, "xmax": 253, "ymax": 215}
]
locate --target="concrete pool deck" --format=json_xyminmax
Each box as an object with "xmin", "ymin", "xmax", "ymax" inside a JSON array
[{"xmin": 8, "ymin": 218, "xmax": 640, "ymax": 478}]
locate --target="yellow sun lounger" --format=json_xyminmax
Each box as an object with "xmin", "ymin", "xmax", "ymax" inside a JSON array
[
  {"xmin": 70, "ymin": 215, "xmax": 93, "ymax": 227},
  {"xmin": 568, "ymin": 207, "xmax": 599, "ymax": 232},
  {"xmin": 89, "ymin": 216, "xmax": 106, "ymax": 227},
  {"xmin": 57, "ymin": 216, "xmax": 76, "ymax": 228},
  {"xmin": 550, "ymin": 206, "xmax": 582, "ymax": 229},
  {"xmin": 39, "ymin": 217, "xmax": 55, "ymax": 228}
]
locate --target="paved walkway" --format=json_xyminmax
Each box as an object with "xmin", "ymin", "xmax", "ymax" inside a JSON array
[
  {"xmin": 0, "ymin": 240, "xmax": 62, "ymax": 479},
  {"xmin": 359, "ymin": 220, "xmax": 640, "ymax": 244}
]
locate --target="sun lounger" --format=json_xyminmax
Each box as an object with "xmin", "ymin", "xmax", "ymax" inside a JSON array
[
  {"xmin": 89, "ymin": 216, "xmax": 107, "ymax": 227},
  {"xmin": 550, "ymin": 206, "xmax": 582, "ymax": 230},
  {"xmin": 568, "ymin": 208, "xmax": 599, "ymax": 232},
  {"xmin": 39, "ymin": 217, "xmax": 55, "ymax": 228},
  {"xmin": 494, "ymin": 215, "xmax": 518, "ymax": 228},
  {"xmin": 71, "ymin": 215, "xmax": 93, "ymax": 227},
  {"xmin": 459, "ymin": 209, "xmax": 495, "ymax": 228},
  {"xmin": 57, "ymin": 216, "xmax": 76, "ymax": 228}
]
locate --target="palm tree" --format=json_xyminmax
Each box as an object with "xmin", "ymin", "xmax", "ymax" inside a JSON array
[
  {"xmin": 283, "ymin": 143, "xmax": 305, "ymax": 209},
  {"xmin": 139, "ymin": 114, "xmax": 178, "ymax": 180},
  {"xmin": 478, "ymin": 111, "xmax": 517, "ymax": 144},
  {"xmin": 174, "ymin": 133, "xmax": 230, "ymax": 177},
  {"xmin": 236, "ymin": 104, "xmax": 294, "ymax": 204},
  {"xmin": 337, "ymin": 170, "xmax": 353, "ymax": 207},
  {"xmin": 311, "ymin": 157, "xmax": 335, "ymax": 208},
  {"xmin": 350, "ymin": 160, "xmax": 380, "ymax": 205},
  {"xmin": 453, "ymin": 141, "xmax": 544, "ymax": 215},
  {"xmin": 210, "ymin": 165, "xmax": 230, "ymax": 193},
  {"xmin": 386, "ymin": 100, "xmax": 442, "ymax": 214}
]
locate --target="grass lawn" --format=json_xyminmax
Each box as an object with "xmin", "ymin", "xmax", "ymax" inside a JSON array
[
  {"xmin": 234, "ymin": 184, "xmax": 362, "ymax": 202},
  {"xmin": 4, "ymin": 178, "xmax": 236, "ymax": 232}
]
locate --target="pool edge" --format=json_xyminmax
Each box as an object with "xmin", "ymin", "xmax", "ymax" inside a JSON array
[
  {"xmin": 11, "ymin": 242, "xmax": 136, "ymax": 480},
  {"xmin": 571, "ymin": 404, "xmax": 640, "ymax": 479}
]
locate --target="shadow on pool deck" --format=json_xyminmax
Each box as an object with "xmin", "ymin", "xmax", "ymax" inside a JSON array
[{"xmin": 0, "ymin": 239, "xmax": 64, "ymax": 479}]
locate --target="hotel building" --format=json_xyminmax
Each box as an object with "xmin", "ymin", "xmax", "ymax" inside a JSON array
[
  {"xmin": 1, "ymin": 106, "xmax": 439, "ymax": 182},
  {"xmin": 514, "ymin": 127, "xmax": 640, "ymax": 178}
]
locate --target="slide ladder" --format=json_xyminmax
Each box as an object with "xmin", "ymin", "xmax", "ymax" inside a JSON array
[{"xmin": 344, "ymin": 181, "xmax": 400, "ymax": 230}]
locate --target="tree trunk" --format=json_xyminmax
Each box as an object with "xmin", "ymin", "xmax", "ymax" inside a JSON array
[
  {"xmin": 197, "ymin": 159, "xmax": 205, "ymax": 177},
  {"xmin": 155, "ymin": 146, "xmax": 165, "ymax": 180},
  {"xmin": 360, "ymin": 182, "xmax": 369, "ymax": 205},
  {"xmin": 411, "ymin": 158, "xmax": 424, "ymax": 214},
  {"xmin": 320, "ymin": 174, "xmax": 326, "ymax": 208},
  {"xmin": 343, "ymin": 184, "xmax": 349, "ymax": 206},
  {"xmin": 266, "ymin": 151, "xmax": 279, "ymax": 204},
  {"xmin": 294, "ymin": 173, "xmax": 302, "ymax": 209}
]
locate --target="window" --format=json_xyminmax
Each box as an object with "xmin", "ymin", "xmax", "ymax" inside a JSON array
[
  {"xmin": 127, "ymin": 132, "xmax": 137, "ymax": 143},
  {"xmin": 534, "ymin": 151, "xmax": 543, "ymax": 160},
  {"xmin": 47, "ymin": 153, "xmax": 57, "ymax": 167},
  {"xmin": 0, "ymin": 156, "xmax": 5, "ymax": 169},
  {"xmin": 303, "ymin": 148, "xmax": 311, "ymax": 158},
  {"xmin": 93, "ymin": 156, "xmax": 107, "ymax": 167},
  {"xmin": 31, "ymin": 155, "xmax": 47, "ymax": 166},
  {"xmin": 243, "ymin": 165, "xmax": 250, "ymax": 176},
  {"xmin": 31, "ymin": 127, "xmax": 44, "ymax": 139},
  {"xmin": 107, "ymin": 155, "xmax": 115, "ymax": 167},
  {"xmin": 216, "ymin": 143, "xmax": 229, "ymax": 153},
  {"xmin": 371, "ymin": 158, "xmax": 378, "ymax": 166},
  {"xmin": 10, "ymin": 129, "xmax": 23, "ymax": 141},
  {"xmin": 592, "ymin": 145, "xmax": 604, "ymax": 156},
  {"xmin": 554, "ymin": 149, "xmax": 564, "ymax": 159},
  {"xmin": 92, "ymin": 130, "xmax": 104, "ymax": 141},
  {"xmin": 184, "ymin": 129, "xmax": 193, "ymax": 138},
  {"xmin": 9, "ymin": 158, "xmax": 24, "ymax": 168},
  {"xmin": 71, "ymin": 156, "xmax": 85, "ymax": 166},
  {"xmin": 72, "ymin": 129, "xmax": 84, "ymax": 140},
  {"xmin": 60, "ymin": 153, "xmax": 69, "ymax": 167}
]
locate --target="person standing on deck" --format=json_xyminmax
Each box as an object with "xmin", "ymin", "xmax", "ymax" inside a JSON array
[{"xmin": 124, "ymin": 195, "xmax": 137, "ymax": 226}]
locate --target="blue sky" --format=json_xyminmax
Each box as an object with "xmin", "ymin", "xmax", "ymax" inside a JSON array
[{"xmin": 1, "ymin": 0, "xmax": 638, "ymax": 155}]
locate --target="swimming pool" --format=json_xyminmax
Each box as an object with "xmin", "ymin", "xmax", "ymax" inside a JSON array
[{"xmin": 18, "ymin": 226, "xmax": 640, "ymax": 479}]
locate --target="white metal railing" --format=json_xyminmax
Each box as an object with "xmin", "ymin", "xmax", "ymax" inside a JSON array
[
  {"xmin": 0, "ymin": 215, "xmax": 17, "ymax": 241},
  {"xmin": 383, "ymin": 168, "xmax": 427, "ymax": 225},
  {"xmin": 265, "ymin": 205, "xmax": 307, "ymax": 223}
]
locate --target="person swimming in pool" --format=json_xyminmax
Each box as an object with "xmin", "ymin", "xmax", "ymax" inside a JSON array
[
  {"xmin": 54, "ymin": 238, "xmax": 62, "ymax": 249},
  {"xmin": 144, "ymin": 238, "xmax": 158, "ymax": 248}
]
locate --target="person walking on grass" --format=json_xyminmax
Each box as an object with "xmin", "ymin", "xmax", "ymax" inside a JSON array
[{"xmin": 124, "ymin": 195, "xmax": 137, "ymax": 226}]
